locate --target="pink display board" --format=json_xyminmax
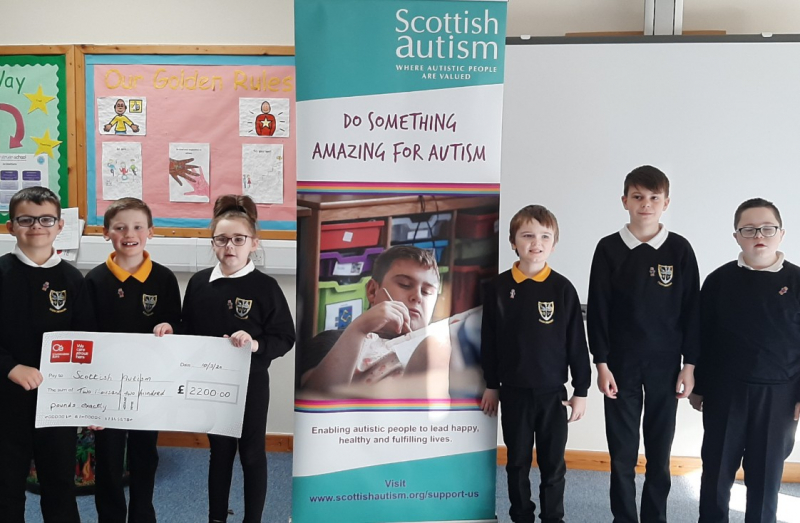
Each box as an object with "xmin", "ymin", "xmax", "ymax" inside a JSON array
[{"xmin": 86, "ymin": 56, "xmax": 296, "ymax": 231}]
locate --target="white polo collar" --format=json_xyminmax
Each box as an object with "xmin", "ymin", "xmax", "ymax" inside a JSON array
[
  {"xmin": 738, "ymin": 251, "xmax": 784, "ymax": 272},
  {"xmin": 619, "ymin": 224, "xmax": 669, "ymax": 250},
  {"xmin": 12, "ymin": 245, "xmax": 61, "ymax": 268},
  {"xmin": 209, "ymin": 260, "xmax": 256, "ymax": 282}
]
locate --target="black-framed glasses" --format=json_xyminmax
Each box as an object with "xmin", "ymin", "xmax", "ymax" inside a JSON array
[
  {"xmin": 13, "ymin": 215, "xmax": 58, "ymax": 227},
  {"xmin": 211, "ymin": 235, "xmax": 251, "ymax": 247},
  {"xmin": 737, "ymin": 226, "xmax": 781, "ymax": 238}
]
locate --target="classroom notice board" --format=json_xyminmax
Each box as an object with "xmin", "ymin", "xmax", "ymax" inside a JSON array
[
  {"xmin": 80, "ymin": 47, "xmax": 296, "ymax": 238},
  {"xmin": 0, "ymin": 47, "xmax": 74, "ymax": 222}
]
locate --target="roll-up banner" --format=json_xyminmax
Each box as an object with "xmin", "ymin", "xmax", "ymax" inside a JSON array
[
  {"xmin": 295, "ymin": 0, "xmax": 507, "ymax": 194},
  {"xmin": 294, "ymin": 2, "xmax": 506, "ymax": 521}
]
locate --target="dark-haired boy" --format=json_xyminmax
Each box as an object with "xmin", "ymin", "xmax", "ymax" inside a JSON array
[
  {"xmin": 691, "ymin": 198, "xmax": 800, "ymax": 523},
  {"xmin": 587, "ymin": 165, "xmax": 701, "ymax": 523},
  {"xmin": 85, "ymin": 197, "xmax": 181, "ymax": 522},
  {"xmin": 481, "ymin": 204, "xmax": 591, "ymax": 523},
  {"xmin": 0, "ymin": 186, "xmax": 94, "ymax": 522},
  {"xmin": 298, "ymin": 245, "xmax": 450, "ymax": 397}
]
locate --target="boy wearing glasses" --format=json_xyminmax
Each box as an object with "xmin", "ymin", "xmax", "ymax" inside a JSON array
[
  {"xmin": 691, "ymin": 198, "xmax": 800, "ymax": 523},
  {"xmin": 0, "ymin": 186, "xmax": 93, "ymax": 522},
  {"xmin": 587, "ymin": 166, "xmax": 701, "ymax": 523},
  {"xmin": 85, "ymin": 197, "xmax": 181, "ymax": 522}
]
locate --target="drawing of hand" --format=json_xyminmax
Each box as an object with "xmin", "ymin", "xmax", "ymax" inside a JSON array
[
  {"xmin": 131, "ymin": 124, "xmax": 140, "ymax": 133},
  {"xmin": 169, "ymin": 157, "xmax": 201, "ymax": 186},
  {"xmin": 103, "ymin": 124, "xmax": 112, "ymax": 132},
  {"xmin": 184, "ymin": 167, "xmax": 210, "ymax": 198}
]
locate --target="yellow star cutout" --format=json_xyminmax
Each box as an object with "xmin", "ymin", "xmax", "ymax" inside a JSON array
[
  {"xmin": 262, "ymin": 119, "xmax": 272, "ymax": 128},
  {"xmin": 24, "ymin": 85, "xmax": 56, "ymax": 115},
  {"xmin": 31, "ymin": 130, "xmax": 62, "ymax": 158}
]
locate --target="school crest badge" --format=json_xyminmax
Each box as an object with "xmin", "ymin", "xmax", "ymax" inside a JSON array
[
  {"xmin": 657, "ymin": 265, "xmax": 673, "ymax": 287},
  {"xmin": 235, "ymin": 298, "xmax": 252, "ymax": 319},
  {"xmin": 142, "ymin": 294, "xmax": 158, "ymax": 316},
  {"xmin": 538, "ymin": 301, "xmax": 554, "ymax": 324},
  {"xmin": 49, "ymin": 289, "xmax": 67, "ymax": 313}
]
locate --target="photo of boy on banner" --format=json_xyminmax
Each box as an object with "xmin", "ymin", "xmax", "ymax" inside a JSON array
[{"xmin": 297, "ymin": 246, "xmax": 466, "ymax": 399}]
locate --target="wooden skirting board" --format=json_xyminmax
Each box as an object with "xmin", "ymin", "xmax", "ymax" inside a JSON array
[
  {"xmin": 157, "ymin": 433, "xmax": 799, "ymax": 483},
  {"xmin": 497, "ymin": 448, "xmax": 800, "ymax": 483},
  {"xmin": 157, "ymin": 432, "xmax": 293, "ymax": 453}
]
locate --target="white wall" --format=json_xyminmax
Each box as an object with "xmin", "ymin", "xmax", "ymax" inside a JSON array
[
  {"xmin": 4, "ymin": 0, "xmax": 800, "ymax": 458},
  {"xmin": 5, "ymin": 0, "xmax": 800, "ymax": 46}
]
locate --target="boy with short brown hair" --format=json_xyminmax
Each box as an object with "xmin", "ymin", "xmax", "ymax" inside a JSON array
[
  {"xmin": 691, "ymin": 198, "xmax": 800, "ymax": 522},
  {"xmin": 0, "ymin": 186, "xmax": 93, "ymax": 522},
  {"xmin": 587, "ymin": 165, "xmax": 701, "ymax": 523},
  {"xmin": 298, "ymin": 245, "xmax": 450, "ymax": 397},
  {"xmin": 481, "ymin": 204, "xmax": 591, "ymax": 523}
]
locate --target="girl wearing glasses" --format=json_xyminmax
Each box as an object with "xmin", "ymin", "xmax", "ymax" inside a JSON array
[{"xmin": 155, "ymin": 194, "xmax": 295, "ymax": 523}]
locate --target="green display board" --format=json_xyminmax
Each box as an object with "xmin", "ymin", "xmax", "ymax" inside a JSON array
[{"xmin": 0, "ymin": 52, "xmax": 70, "ymax": 224}]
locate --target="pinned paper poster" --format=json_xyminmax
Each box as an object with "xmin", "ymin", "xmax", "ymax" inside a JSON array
[
  {"xmin": 242, "ymin": 144, "xmax": 283, "ymax": 204},
  {"xmin": 54, "ymin": 208, "xmax": 82, "ymax": 251},
  {"xmin": 101, "ymin": 142, "xmax": 143, "ymax": 200},
  {"xmin": 0, "ymin": 154, "xmax": 49, "ymax": 211},
  {"xmin": 168, "ymin": 143, "xmax": 210, "ymax": 203},
  {"xmin": 98, "ymin": 97, "xmax": 147, "ymax": 136},
  {"xmin": 239, "ymin": 98, "xmax": 290, "ymax": 138}
]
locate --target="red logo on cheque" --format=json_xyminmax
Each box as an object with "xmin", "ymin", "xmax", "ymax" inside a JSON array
[
  {"xmin": 72, "ymin": 341, "xmax": 94, "ymax": 364},
  {"xmin": 50, "ymin": 340, "xmax": 73, "ymax": 363}
]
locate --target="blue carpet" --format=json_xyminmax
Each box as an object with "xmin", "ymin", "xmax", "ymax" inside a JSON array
[{"xmin": 23, "ymin": 448, "xmax": 800, "ymax": 522}]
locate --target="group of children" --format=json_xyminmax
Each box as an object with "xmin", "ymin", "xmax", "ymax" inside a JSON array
[
  {"xmin": 481, "ymin": 165, "xmax": 800, "ymax": 523},
  {"xmin": 0, "ymin": 187, "xmax": 295, "ymax": 523},
  {"xmin": 1, "ymin": 166, "xmax": 798, "ymax": 523}
]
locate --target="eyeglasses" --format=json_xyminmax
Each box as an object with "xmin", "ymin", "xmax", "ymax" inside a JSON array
[
  {"xmin": 211, "ymin": 235, "xmax": 251, "ymax": 247},
  {"xmin": 736, "ymin": 226, "xmax": 781, "ymax": 238},
  {"xmin": 13, "ymin": 215, "xmax": 58, "ymax": 227}
]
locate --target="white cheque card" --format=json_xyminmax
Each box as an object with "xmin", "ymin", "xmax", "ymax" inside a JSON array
[{"xmin": 35, "ymin": 331, "xmax": 251, "ymax": 438}]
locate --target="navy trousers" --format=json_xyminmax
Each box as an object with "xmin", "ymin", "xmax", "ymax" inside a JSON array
[
  {"xmin": 500, "ymin": 386, "xmax": 569, "ymax": 523},
  {"xmin": 699, "ymin": 380, "xmax": 798, "ymax": 523}
]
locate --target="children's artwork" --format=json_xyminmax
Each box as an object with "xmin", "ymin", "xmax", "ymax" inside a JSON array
[
  {"xmin": 86, "ymin": 57, "xmax": 297, "ymax": 231},
  {"xmin": 242, "ymin": 144, "xmax": 283, "ymax": 204},
  {"xmin": 168, "ymin": 143, "xmax": 210, "ymax": 203},
  {"xmin": 0, "ymin": 154, "xmax": 49, "ymax": 210},
  {"xmin": 97, "ymin": 97, "xmax": 147, "ymax": 136},
  {"xmin": 239, "ymin": 98, "xmax": 290, "ymax": 138},
  {"xmin": 101, "ymin": 142, "xmax": 143, "ymax": 200}
]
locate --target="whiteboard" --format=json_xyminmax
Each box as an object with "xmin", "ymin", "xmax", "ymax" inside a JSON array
[{"xmin": 500, "ymin": 38, "xmax": 800, "ymax": 302}]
